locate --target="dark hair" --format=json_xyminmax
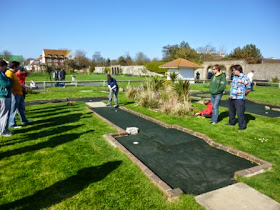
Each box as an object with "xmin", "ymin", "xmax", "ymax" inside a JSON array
[
  {"xmin": 213, "ymin": 64, "xmax": 220, "ymax": 71},
  {"xmin": 232, "ymin": 65, "xmax": 243, "ymax": 73},
  {"xmin": 9, "ymin": 61, "xmax": 20, "ymax": 69},
  {"xmin": 0, "ymin": 60, "xmax": 8, "ymax": 67}
]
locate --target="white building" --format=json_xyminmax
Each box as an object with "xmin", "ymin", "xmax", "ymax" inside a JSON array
[{"xmin": 160, "ymin": 58, "xmax": 203, "ymax": 83}]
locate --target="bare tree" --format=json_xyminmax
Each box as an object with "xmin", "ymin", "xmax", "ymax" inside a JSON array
[
  {"xmin": 75, "ymin": 50, "xmax": 90, "ymax": 69},
  {"xmin": 92, "ymin": 51, "xmax": 105, "ymax": 66},
  {"xmin": 135, "ymin": 52, "xmax": 150, "ymax": 65},
  {"xmin": 196, "ymin": 43, "xmax": 216, "ymax": 62},
  {"xmin": 1, "ymin": 50, "xmax": 12, "ymax": 61}
]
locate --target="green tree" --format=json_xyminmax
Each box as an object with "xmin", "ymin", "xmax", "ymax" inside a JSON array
[
  {"xmin": 226, "ymin": 44, "xmax": 263, "ymax": 64},
  {"xmin": 118, "ymin": 56, "xmax": 127, "ymax": 66},
  {"xmin": 162, "ymin": 41, "xmax": 199, "ymax": 62}
]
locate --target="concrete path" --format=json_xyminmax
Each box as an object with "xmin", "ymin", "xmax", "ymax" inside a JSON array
[
  {"xmin": 195, "ymin": 183, "xmax": 280, "ymax": 210},
  {"xmin": 86, "ymin": 102, "xmax": 107, "ymax": 108}
]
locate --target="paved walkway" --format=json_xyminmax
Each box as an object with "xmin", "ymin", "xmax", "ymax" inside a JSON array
[{"xmin": 195, "ymin": 183, "xmax": 280, "ymax": 210}]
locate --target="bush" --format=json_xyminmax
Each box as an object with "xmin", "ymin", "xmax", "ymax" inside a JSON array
[
  {"xmin": 271, "ymin": 76, "xmax": 279, "ymax": 83},
  {"xmin": 89, "ymin": 65, "xmax": 95, "ymax": 73},
  {"xmin": 144, "ymin": 62, "xmax": 167, "ymax": 74}
]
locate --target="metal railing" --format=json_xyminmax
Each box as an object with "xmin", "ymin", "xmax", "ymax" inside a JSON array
[{"xmin": 27, "ymin": 79, "xmax": 280, "ymax": 90}]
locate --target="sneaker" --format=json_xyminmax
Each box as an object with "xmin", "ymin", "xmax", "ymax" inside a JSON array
[
  {"xmin": 106, "ymin": 104, "xmax": 111, "ymax": 107},
  {"xmin": 210, "ymin": 122, "xmax": 217, "ymax": 124},
  {"xmin": 238, "ymin": 127, "xmax": 246, "ymax": 130},
  {"xmin": 2, "ymin": 133, "xmax": 13, "ymax": 137},
  {"xmin": 22, "ymin": 120, "xmax": 33, "ymax": 125},
  {"xmin": 114, "ymin": 105, "xmax": 119, "ymax": 108},
  {"xmin": 10, "ymin": 125, "xmax": 22, "ymax": 129}
]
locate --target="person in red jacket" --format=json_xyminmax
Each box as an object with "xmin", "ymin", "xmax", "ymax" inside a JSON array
[
  {"xmin": 195, "ymin": 99, "xmax": 212, "ymax": 118},
  {"xmin": 16, "ymin": 67, "xmax": 29, "ymax": 99}
]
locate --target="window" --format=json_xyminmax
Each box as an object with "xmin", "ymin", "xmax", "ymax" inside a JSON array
[
  {"xmin": 54, "ymin": 54, "xmax": 58, "ymax": 58},
  {"xmin": 60, "ymin": 59, "xmax": 64, "ymax": 63},
  {"xmin": 60, "ymin": 55, "xmax": 64, "ymax": 58},
  {"xmin": 48, "ymin": 54, "xmax": 52, "ymax": 57},
  {"xmin": 54, "ymin": 59, "xmax": 58, "ymax": 62},
  {"xmin": 48, "ymin": 59, "xmax": 51, "ymax": 62}
]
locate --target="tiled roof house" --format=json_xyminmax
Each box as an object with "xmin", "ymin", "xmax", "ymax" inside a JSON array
[
  {"xmin": 160, "ymin": 58, "xmax": 203, "ymax": 82},
  {"xmin": 41, "ymin": 49, "xmax": 75, "ymax": 66}
]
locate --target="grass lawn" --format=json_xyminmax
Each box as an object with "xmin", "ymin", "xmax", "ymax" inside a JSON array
[
  {"xmin": 0, "ymin": 100, "xmax": 202, "ymax": 209},
  {"xmin": 0, "ymin": 85, "xmax": 279, "ymax": 209}
]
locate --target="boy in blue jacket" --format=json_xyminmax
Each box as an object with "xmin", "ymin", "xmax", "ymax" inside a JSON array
[{"xmin": 107, "ymin": 75, "xmax": 119, "ymax": 108}]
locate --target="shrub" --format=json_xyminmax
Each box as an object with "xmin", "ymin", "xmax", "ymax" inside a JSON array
[
  {"xmin": 271, "ymin": 76, "xmax": 279, "ymax": 83},
  {"xmin": 144, "ymin": 61, "xmax": 167, "ymax": 74},
  {"xmin": 89, "ymin": 65, "xmax": 95, "ymax": 73},
  {"xmin": 126, "ymin": 84, "xmax": 143, "ymax": 100}
]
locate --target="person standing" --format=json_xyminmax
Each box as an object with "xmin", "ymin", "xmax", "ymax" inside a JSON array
[
  {"xmin": 60, "ymin": 68, "xmax": 66, "ymax": 85},
  {"xmin": 0, "ymin": 60, "xmax": 13, "ymax": 136},
  {"xmin": 227, "ymin": 65, "xmax": 251, "ymax": 130},
  {"xmin": 53, "ymin": 69, "xmax": 59, "ymax": 86},
  {"xmin": 16, "ymin": 67, "xmax": 29, "ymax": 99},
  {"xmin": 106, "ymin": 75, "xmax": 119, "ymax": 108},
  {"xmin": 209, "ymin": 64, "xmax": 226, "ymax": 124},
  {"xmin": 247, "ymin": 70, "xmax": 254, "ymax": 91},
  {"xmin": 5, "ymin": 61, "xmax": 32, "ymax": 128}
]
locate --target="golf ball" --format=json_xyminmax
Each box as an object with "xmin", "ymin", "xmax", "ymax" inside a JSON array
[
  {"xmin": 115, "ymin": 110, "xmax": 117, "ymax": 112},
  {"xmin": 265, "ymin": 112, "xmax": 268, "ymax": 114},
  {"xmin": 133, "ymin": 142, "xmax": 139, "ymax": 144}
]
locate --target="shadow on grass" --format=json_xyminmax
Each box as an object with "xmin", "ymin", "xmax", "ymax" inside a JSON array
[
  {"xmin": 219, "ymin": 111, "xmax": 256, "ymax": 124},
  {"xmin": 0, "ymin": 161, "xmax": 122, "ymax": 209},
  {"xmin": 0, "ymin": 129, "xmax": 93, "ymax": 160}
]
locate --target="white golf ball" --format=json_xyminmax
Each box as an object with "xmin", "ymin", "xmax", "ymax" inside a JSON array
[
  {"xmin": 115, "ymin": 110, "xmax": 117, "ymax": 112},
  {"xmin": 265, "ymin": 112, "xmax": 268, "ymax": 114},
  {"xmin": 133, "ymin": 142, "xmax": 139, "ymax": 144}
]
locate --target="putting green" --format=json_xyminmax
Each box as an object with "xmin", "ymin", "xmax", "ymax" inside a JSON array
[{"xmin": 93, "ymin": 107, "xmax": 257, "ymax": 195}]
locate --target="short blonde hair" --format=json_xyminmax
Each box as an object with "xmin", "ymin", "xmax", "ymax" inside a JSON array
[{"xmin": 203, "ymin": 99, "xmax": 210, "ymax": 105}]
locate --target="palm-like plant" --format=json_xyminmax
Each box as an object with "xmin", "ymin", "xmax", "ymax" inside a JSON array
[
  {"xmin": 173, "ymin": 79, "xmax": 190, "ymax": 102},
  {"xmin": 169, "ymin": 71, "xmax": 178, "ymax": 83},
  {"xmin": 149, "ymin": 76, "xmax": 165, "ymax": 92}
]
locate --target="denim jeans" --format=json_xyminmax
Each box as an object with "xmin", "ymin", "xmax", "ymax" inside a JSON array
[
  {"xmin": 228, "ymin": 99, "xmax": 246, "ymax": 129},
  {"xmin": 9, "ymin": 94, "xmax": 28, "ymax": 126},
  {"xmin": 108, "ymin": 88, "xmax": 118, "ymax": 106},
  {"xmin": 0, "ymin": 98, "xmax": 11, "ymax": 134},
  {"xmin": 211, "ymin": 93, "xmax": 223, "ymax": 123}
]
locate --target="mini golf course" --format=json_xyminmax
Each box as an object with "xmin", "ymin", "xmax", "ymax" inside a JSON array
[{"xmin": 93, "ymin": 107, "xmax": 258, "ymax": 195}]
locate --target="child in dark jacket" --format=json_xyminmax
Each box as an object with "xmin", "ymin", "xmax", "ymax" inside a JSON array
[{"xmin": 195, "ymin": 99, "xmax": 212, "ymax": 118}]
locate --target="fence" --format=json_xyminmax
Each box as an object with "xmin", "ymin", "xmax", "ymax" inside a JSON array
[
  {"xmin": 28, "ymin": 79, "xmax": 280, "ymax": 91},
  {"xmin": 28, "ymin": 80, "xmax": 145, "ymax": 90}
]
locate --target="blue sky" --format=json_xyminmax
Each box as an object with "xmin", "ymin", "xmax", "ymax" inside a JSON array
[{"xmin": 1, "ymin": 0, "xmax": 280, "ymax": 60}]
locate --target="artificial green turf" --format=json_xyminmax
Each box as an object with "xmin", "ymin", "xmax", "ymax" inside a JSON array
[{"xmin": 0, "ymin": 102, "xmax": 203, "ymax": 209}]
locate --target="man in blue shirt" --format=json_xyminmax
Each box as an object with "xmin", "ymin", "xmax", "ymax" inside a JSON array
[
  {"xmin": 227, "ymin": 65, "xmax": 251, "ymax": 130},
  {"xmin": 107, "ymin": 75, "xmax": 119, "ymax": 108}
]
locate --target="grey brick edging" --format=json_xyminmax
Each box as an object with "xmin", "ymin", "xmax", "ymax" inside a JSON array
[
  {"xmin": 87, "ymin": 107, "xmax": 183, "ymax": 199},
  {"xmin": 88, "ymin": 106, "xmax": 273, "ymax": 199}
]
